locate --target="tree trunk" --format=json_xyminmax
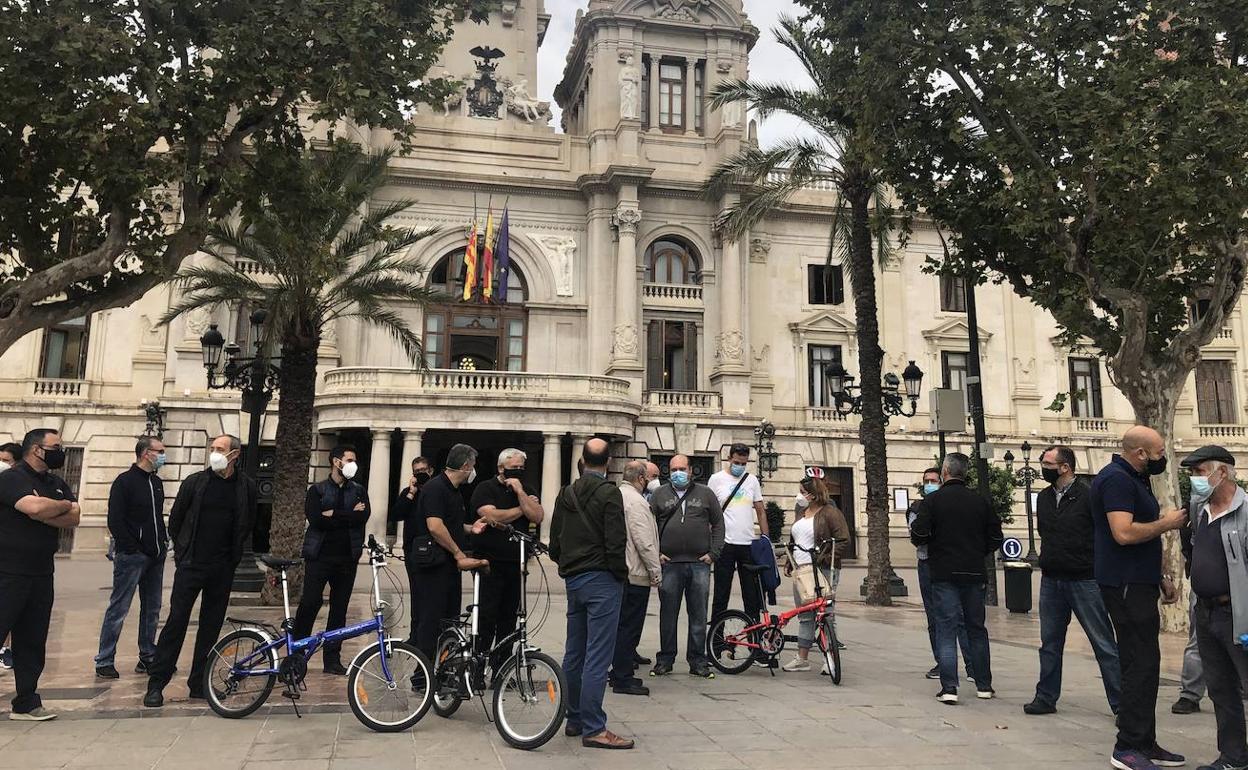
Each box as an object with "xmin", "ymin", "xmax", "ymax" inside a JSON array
[
  {"xmin": 844, "ymin": 176, "xmax": 892, "ymax": 606},
  {"xmin": 259, "ymin": 344, "xmax": 320, "ymax": 605}
]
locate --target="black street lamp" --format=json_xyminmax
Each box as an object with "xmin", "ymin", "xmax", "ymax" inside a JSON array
[
  {"xmin": 753, "ymin": 420, "xmax": 779, "ymax": 481},
  {"xmin": 200, "ymin": 309, "xmax": 281, "ymax": 592},
  {"xmin": 824, "ymin": 360, "xmax": 924, "ymax": 422},
  {"xmin": 1002, "ymin": 441, "xmax": 1041, "ymax": 564}
]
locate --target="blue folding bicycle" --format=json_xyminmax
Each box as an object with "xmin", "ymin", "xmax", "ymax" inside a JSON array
[{"xmin": 203, "ymin": 536, "xmax": 433, "ymax": 732}]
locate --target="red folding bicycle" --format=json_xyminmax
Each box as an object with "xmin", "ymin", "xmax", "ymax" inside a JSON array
[{"xmin": 705, "ymin": 539, "xmax": 841, "ymax": 685}]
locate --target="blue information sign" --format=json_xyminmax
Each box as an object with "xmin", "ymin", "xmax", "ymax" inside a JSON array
[{"xmin": 1001, "ymin": 538, "xmax": 1024, "ymax": 560}]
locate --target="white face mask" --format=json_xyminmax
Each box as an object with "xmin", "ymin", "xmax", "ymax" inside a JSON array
[
  {"xmin": 0, "ymin": 461, "xmax": 11, "ymax": 474},
  {"xmin": 465, "ymin": 467, "xmax": 477, "ymax": 484},
  {"xmin": 209, "ymin": 451, "xmax": 229, "ymax": 472},
  {"xmin": 340, "ymin": 461, "xmax": 358, "ymax": 480},
  {"xmin": 646, "ymin": 478, "xmax": 661, "ymax": 493},
  {"xmin": 795, "ymin": 493, "xmax": 809, "ymax": 509}
]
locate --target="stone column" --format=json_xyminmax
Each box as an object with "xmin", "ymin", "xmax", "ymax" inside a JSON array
[
  {"xmin": 648, "ymin": 55, "xmax": 661, "ymax": 132},
  {"xmin": 610, "ymin": 202, "xmax": 643, "ymax": 372},
  {"xmin": 570, "ymin": 435, "xmax": 588, "ymax": 481},
  {"xmin": 684, "ymin": 58, "xmax": 697, "ymax": 135},
  {"xmin": 712, "ymin": 195, "xmax": 751, "ymax": 412},
  {"xmin": 366, "ymin": 429, "xmax": 392, "ymax": 544},
  {"xmin": 541, "ymin": 433, "xmax": 563, "ymax": 517}
]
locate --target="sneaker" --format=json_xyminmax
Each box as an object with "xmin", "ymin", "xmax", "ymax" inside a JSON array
[
  {"xmin": 649, "ymin": 662, "xmax": 672, "ymax": 677},
  {"xmin": 781, "ymin": 657, "xmax": 811, "ymax": 672},
  {"xmin": 9, "ymin": 707, "xmax": 56, "ymax": 722},
  {"xmin": 1196, "ymin": 759, "xmax": 1248, "ymax": 770},
  {"xmin": 689, "ymin": 665, "xmax": 716, "ymax": 679},
  {"xmin": 937, "ymin": 688, "xmax": 958, "ymax": 705},
  {"xmin": 1148, "ymin": 746, "xmax": 1186, "ymax": 767},
  {"xmin": 1023, "ymin": 699, "xmax": 1056, "ymax": 715},
  {"xmin": 1172, "ymin": 697, "xmax": 1201, "ymax": 715},
  {"xmin": 1111, "ymin": 750, "xmax": 1162, "ymax": 770},
  {"xmin": 0, "ymin": 647, "xmax": 12, "ymax": 670},
  {"xmin": 835, "ymin": 640, "xmax": 846, "ymax": 651},
  {"xmin": 925, "ymin": 666, "xmax": 941, "ymax": 680},
  {"xmin": 95, "ymin": 665, "xmax": 120, "ymax": 680},
  {"xmin": 976, "ymin": 688, "xmax": 995, "ymax": 700},
  {"xmin": 753, "ymin": 658, "xmax": 778, "ymax": 670}
]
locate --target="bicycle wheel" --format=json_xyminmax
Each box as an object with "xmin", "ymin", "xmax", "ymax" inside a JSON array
[
  {"xmin": 816, "ymin": 616, "xmax": 841, "ymax": 685},
  {"xmin": 432, "ymin": 633, "xmax": 463, "ymax": 718},
  {"xmin": 347, "ymin": 640, "xmax": 433, "ymax": 732},
  {"xmin": 706, "ymin": 610, "xmax": 757, "ymax": 675},
  {"xmin": 492, "ymin": 651, "xmax": 565, "ymax": 750},
  {"xmin": 204, "ymin": 628, "xmax": 278, "ymax": 719}
]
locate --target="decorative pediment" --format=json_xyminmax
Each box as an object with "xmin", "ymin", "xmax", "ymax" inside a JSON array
[
  {"xmin": 1048, "ymin": 333, "xmax": 1100, "ymax": 353},
  {"xmin": 789, "ymin": 310, "xmax": 856, "ymax": 338},
  {"xmin": 921, "ymin": 318, "xmax": 992, "ymax": 347},
  {"xmin": 618, "ymin": 0, "xmax": 741, "ymax": 25}
]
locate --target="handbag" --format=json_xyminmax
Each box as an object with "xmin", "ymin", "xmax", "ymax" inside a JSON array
[
  {"xmin": 792, "ymin": 563, "xmax": 820, "ymax": 605},
  {"xmin": 407, "ymin": 532, "xmax": 447, "ymax": 568}
]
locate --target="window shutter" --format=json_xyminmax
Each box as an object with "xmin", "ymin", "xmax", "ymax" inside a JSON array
[
  {"xmin": 1196, "ymin": 362, "xmax": 1218, "ymax": 424},
  {"xmin": 646, "ymin": 321, "xmax": 663, "ymax": 390},
  {"xmin": 1091, "ymin": 362, "xmax": 1104, "ymax": 419},
  {"xmin": 684, "ymin": 322, "xmax": 698, "ymax": 390},
  {"xmin": 1215, "ymin": 361, "xmax": 1236, "ymax": 424}
]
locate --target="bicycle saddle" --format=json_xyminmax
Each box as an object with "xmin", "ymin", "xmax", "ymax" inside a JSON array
[
  {"xmin": 260, "ymin": 554, "xmax": 301, "ymax": 570},
  {"xmin": 740, "ymin": 563, "xmax": 772, "ymax": 574}
]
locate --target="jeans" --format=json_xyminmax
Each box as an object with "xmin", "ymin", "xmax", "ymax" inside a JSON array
[
  {"xmin": 1194, "ymin": 601, "xmax": 1248, "ymax": 765},
  {"xmin": 657, "ymin": 562, "xmax": 711, "ymax": 667},
  {"xmin": 95, "ymin": 551, "xmax": 164, "ymax": 669},
  {"xmin": 712, "ymin": 544, "xmax": 763, "ymax": 621},
  {"xmin": 477, "ymin": 565, "xmax": 523, "ymax": 673},
  {"xmin": 412, "ymin": 563, "xmax": 462, "ymax": 660},
  {"xmin": 292, "ymin": 555, "xmax": 359, "ymax": 666},
  {"xmin": 563, "ymin": 571, "xmax": 623, "ymax": 737},
  {"xmin": 1180, "ymin": 590, "xmax": 1206, "ymax": 703},
  {"xmin": 1101, "ymin": 582, "xmax": 1161, "ymax": 753},
  {"xmin": 931, "ymin": 580, "xmax": 993, "ymax": 692},
  {"xmin": 147, "ymin": 561, "xmax": 234, "ymax": 695},
  {"xmin": 610, "ymin": 583, "xmax": 651, "ymax": 684},
  {"xmin": 793, "ymin": 565, "xmax": 833, "ymax": 651},
  {"xmin": 1034, "ymin": 576, "xmax": 1122, "ymax": 712},
  {"xmin": 0, "ymin": 573, "xmax": 54, "ymax": 713},
  {"xmin": 917, "ymin": 559, "xmax": 973, "ymax": 674}
]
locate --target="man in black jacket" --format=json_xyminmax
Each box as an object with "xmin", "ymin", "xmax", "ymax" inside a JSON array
[
  {"xmin": 94, "ymin": 437, "xmax": 168, "ymax": 679},
  {"xmin": 1025, "ymin": 445, "xmax": 1121, "ymax": 716},
  {"xmin": 911, "ymin": 452, "xmax": 1003, "ymax": 705},
  {"xmin": 144, "ymin": 434, "xmax": 266, "ymax": 708},
  {"xmin": 549, "ymin": 438, "xmax": 633, "ymax": 750},
  {"xmin": 292, "ymin": 444, "xmax": 370, "ymax": 675},
  {"xmin": 389, "ymin": 455, "xmax": 432, "ymax": 645}
]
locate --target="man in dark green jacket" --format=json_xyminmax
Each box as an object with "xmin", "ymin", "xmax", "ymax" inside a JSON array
[{"xmin": 549, "ymin": 438, "xmax": 633, "ymax": 750}]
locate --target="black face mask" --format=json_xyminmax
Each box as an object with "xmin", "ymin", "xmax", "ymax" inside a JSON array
[
  {"xmin": 41, "ymin": 447, "xmax": 66, "ymax": 470},
  {"xmin": 414, "ymin": 471, "xmax": 431, "ymax": 487},
  {"xmin": 1041, "ymin": 467, "xmax": 1061, "ymax": 485},
  {"xmin": 502, "ymin": 468, "xmax": 525, "ymax": 481},
  {"xmin": 1146, "ymin": 456, "xmax": 1168, "ymax": 476}
]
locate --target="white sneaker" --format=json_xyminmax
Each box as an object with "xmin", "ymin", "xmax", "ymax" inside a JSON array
[
  {"xmin": 781, "ymin": 657, "xmax": 811, "ymax": 672},
  {"xmin": 937, "ymin": 689, "xmax": 958, "ymax": 705},
  {"xmin": 10, "ymin": 706, "xmax": 56, "ymax": 722},
  {"xmin": 976, "ymin": 688, "xmax": 995, "ymax": 700}
]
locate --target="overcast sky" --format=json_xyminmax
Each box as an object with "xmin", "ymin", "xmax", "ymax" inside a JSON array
[{"xmin": 535, "ymin": 0, "xmax": 815, "ymax": 148}]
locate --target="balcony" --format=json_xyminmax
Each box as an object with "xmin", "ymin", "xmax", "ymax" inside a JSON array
[
  {"xmin": 1197, "ymin": 424, "xmax": 1248, "ymax": 439},
  {"xmin": 31, "ymin": 378, "xmax": 89, "ymax": 400},
  {"xmin": 642, "ymin": 282, "xmax": 703, "ymax": 310},
  {"xmin": 1072, "ymin": 418, "xmax": 1109, "ymax": 434},
  {"xmin": 643, "ymin": 390, "xmax": 721, "ymax": 413},
  {"xmin": 807, "ymin": 407, "xmax": 851, "ymax": 424}
]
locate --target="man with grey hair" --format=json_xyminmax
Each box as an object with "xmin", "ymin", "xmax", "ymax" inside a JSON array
[
  {"xmin": 145, "ymin": 434, "xmax": 266, "ymax": 708},
  {"xmin": 911, "ymin": 452, "xmax": 1003, "ymax": 705},
  {"xmin": 469, "ymin": 447, "xmax": 544, "ymax": 674},
  {"xmin": 609, "ymin": 460, "xmax": 661, "ymax": 695}
]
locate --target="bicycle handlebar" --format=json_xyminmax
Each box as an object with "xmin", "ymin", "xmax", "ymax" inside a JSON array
[
  {"xmin": 787, "ymin": 537, "xmax": 837, "ymax": 555},
  {"xmin": 501, "ymin": 523, "xmax": 549, "ymax": 555}
]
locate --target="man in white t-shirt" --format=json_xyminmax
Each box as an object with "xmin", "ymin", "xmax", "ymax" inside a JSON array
[{"xmin": 708, "ymin": 444, "xmax": 768, "ymax": 623}]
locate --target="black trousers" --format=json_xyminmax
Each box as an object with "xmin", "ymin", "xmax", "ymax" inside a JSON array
[
  {"xmin": 1101, "ymin": 582, "xmax": 1161, "ymax": 752},
  {"xmin": 478, "ymin": 565, "xmax": 522, "ymax": 672},
  {"xmin": 0, "ymin": 572, "xmax": 54, "ymax": 713},
  {"xmin": 712, "ymin": 544, "xmax": 764, "ymax": 621},
  {"xmin": 292, "ymin": 555, "xmax": 359, "ymax": 665},
  {"xmin": 610, "ymin": 583, "xmax": 651, "ymax": 684},
  {"xmin": 1195, "ymin": 600, "xmax": 1248, "ymax": 765},
  {"xmin": 404, "ymin": 559, "xmax": 422, "ymax": 647},
  {"xmin": 148, "ymin": 561, "xmax": 235, "ymax": 695},
  {"xmin": 412, "ymin": 562, "xmax": 462, "ymax": 659}
]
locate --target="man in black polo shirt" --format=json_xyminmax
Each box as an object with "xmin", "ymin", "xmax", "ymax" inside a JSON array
[
  {"xmin": 0, "ymin": 429, "xmax": 80, "ymax": 721},
  {"xmin": 469, "ymin": 447, "xmax": 544, "ymax": 674},
  {"xmin": 144, "ymin": 434, "xmax": 265, "ymax": 708},
  {"xmin": 1090, "ymin": 426, "xmax": 1188, "ymax": 770},
  {"xmin": 390, "ymin": 455, "xmax": 432, "ymax": 645}
]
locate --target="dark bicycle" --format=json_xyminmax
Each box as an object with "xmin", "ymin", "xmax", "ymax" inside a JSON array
[
  {"xmin": 203, "ymin": 536, "xmax": 434, "ymax": 731},
  {"xmin": 432, "ymin": 523, "xmax": 566, "ymax": 750}
]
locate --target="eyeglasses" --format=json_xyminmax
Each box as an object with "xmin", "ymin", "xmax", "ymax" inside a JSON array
[{"xmin": 41, "ymin": 444, "xmax": 63, "ymax": 451}]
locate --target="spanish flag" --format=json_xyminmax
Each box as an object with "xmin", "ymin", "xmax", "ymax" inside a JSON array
[
  {"xmin": 482, "ymin": 208, "xmax": 496, "ymax": 300},
  {"xmin": 462, "ymin": 219, "xmax": 479, "ymax": 302}
]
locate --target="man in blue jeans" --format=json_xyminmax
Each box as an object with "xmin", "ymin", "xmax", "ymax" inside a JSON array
[
  {"xmin": 910, "ymin": 452, "xmax": 1003, "ymax": 705},
  {"xmin": 549, "ymin": 438, "xmax": 633, "ymax": 750},
  {"xmin": 1025, "ymin": 445, "xmax": 1121, "ymax": 715},
  {"xmin": 95, "ymin": 437, "xmax": 168, "ymax": 679},
  {"xmin": 909, "ymin": 467, "xmax": 974, "ymax": 681}
]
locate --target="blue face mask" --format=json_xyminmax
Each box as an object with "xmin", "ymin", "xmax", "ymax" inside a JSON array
[
  {"xmin": 730, "ymin": 463, "xmax": 747, "ymax": 478},
  {"xmin": 154, "ymin": 453, "xmax": 167, "ymax": 471},
  {"xmin": 1190, "ymin": 475, "xmax": 1215, "ymax": 502},
  {"xmin": 670, "ymin": 470, "xmax": 690, "ymax": 489},
  {"xmin": 923, "ymin": 482, "xmax": 939, "ymax": 496}
]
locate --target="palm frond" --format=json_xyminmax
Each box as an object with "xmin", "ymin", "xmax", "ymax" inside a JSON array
[{"xmin": 336, "ymin": 305, "xmax": 427, "ymax": 366}]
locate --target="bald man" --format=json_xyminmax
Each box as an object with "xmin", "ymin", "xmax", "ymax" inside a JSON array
[{"xmin": 1089, "ymin": 426, "xmax": 1187, "ymax": 770}]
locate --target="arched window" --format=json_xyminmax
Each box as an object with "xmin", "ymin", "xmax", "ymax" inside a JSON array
[
  {"xmin": 423, "ymin": 250, "xmax": 528, "ymax": 371},
  {"xmin": 645, "ymin": 238, "xmax": 701, "ymax": 285}
]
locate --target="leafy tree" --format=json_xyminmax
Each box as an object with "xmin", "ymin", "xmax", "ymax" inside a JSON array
[
  {"xmin": 967, "ymin": 457, "xmax": 1017, "ymax": 526},
  {"xmin": 0, "ymin": 0, "xmax": 485, "ymax": 356},
  {"xmin": 765, "ymin": 500, "xmax": 787, "ymax": 545},
  {"xmin": 799, "ymin": 0, "xmax": 1248, "ymax": 627},
  {"xmin": 160, "ymin": 140, "xmax": 438, "ymax": 596},
  {"xmin": 705, "ymin": 16, "xmax": 901, "ymax": 605}
]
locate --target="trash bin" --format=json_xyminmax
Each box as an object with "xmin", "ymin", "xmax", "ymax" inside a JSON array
[{"xmin": 1003, "ymin": 560, "xmax": 1033, "ymax": 613}]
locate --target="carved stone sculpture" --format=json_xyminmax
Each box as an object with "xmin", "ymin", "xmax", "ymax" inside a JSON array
[
  {"xmin": 749, "ymin": 234, "xmax": 771, "ymax": 263},
  {"xmin": 440, "ymin": 71, "xmax": 465, "ymax": 116},
  {"xmin": 532, "ymin": 233, "xmax": 577, "ymax": 297},
  {"xmin": 716, "ymin": 329, "xmax": 745, "ymax": 365},
  {"xmin": 618, "ymin": 55, "xmax": 641, "ymax": 120},
  {"xmin": 650, "ymin": 0, "xmax": 711, "ymax": 21},
  {"xmin": 612, "ymin": 324, "xmax": 639, "ymax": 360},
  {"xmin": 505, "ymin": 77, "xmax": 551, "ymax": 123},
  {"xmin": 721, "ymin": 99, "xmax": 742, "ymax": 128},
  {"xmin": 612, "ymin": 205, "xmax": 642, "ymax": 235}
]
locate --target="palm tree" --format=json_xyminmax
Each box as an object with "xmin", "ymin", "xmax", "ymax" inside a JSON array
[
  {"xmin": 705, "ymin": 17, "xmax": 899, "ymax": 605},
  {"xmin": 162, "ymin": 140, "xmax": 439, "ymax": 597}
]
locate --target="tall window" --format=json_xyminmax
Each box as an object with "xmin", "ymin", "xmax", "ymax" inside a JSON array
[
  {"xmin": 940, "ymin": 275, "xmax": 967, "ymax": 312},
  {"xmin": 1196, "ymin": 360, "xmax": 1237, "ymax": 424},
  {"xmin": 422, "ymin": 251, "xmax": 528, "ymax": 371},
  {"xmin": 658, "ymin": 62, "xmax": 684, "ymax": 132},
  {"xmin": 807, "ymin": 264, "xmax": 845, "ymax": 305},
  {"xmin": 39, "ymin": 316, "xmax": 90, "ymax": 379},
  {"xmin": 641, "ymin": 56, "xmax": 651, "ymax": 128},
  {"xmin": 941, "ymin": 351, "xmax": 970, "ymax": 413},
  {"xmin": 646, "ymin": 239, "xmax": 700, "ymax": 285},
  {"xmin": 808, "ymin": 345, "xmax": 842, "ymax": 407},
  {"xmin": 1068, "ymin": 357, "xmax": 1104, "ymax": 419},
  {"xmin": 694, "ymin": 62, "xmax": 705, "ymax": 134},
  {"xmin": 58, "ymin": 447, "xmax": 84, "ymax": 553},
  {"xmin": 646, "ymin": 319, "xmax": 698, "ymax": 390}
]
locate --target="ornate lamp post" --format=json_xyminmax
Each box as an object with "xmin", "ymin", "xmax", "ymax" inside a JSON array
[
  {"xmin": 824, "ymin": 360, "xmax": 925, "ymax": 422},
  {"xmin": 1002, "ymin": 441, "xmax": 1041, "ymax": 564},
  {"xmin": 753, "ymin": 420, "xmax": 779, "ymax": 483},
  {"xmin": 199, "ymin": 309, "xmax": 281, "ymax": 592}
]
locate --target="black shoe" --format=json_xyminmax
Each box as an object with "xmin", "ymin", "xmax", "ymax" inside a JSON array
[
  {"xmin": 650, "ymin": 662, "xmax": 672, "ymax": 677},
  {"xmin": 143, "ymin": 688, "xmax": 164, "ymax": 708},
  {"xmin": 1023, "ymin": 699, "xmax": 1056, "ymax": 715},
  {"xmin": 95, "ymin": 665, "xmax": 120, "ymax": 680},
  {"xmin": 689, "ymin": 665, "xmax": 716, "ymax": 679},
  {"xmin": 323, "ymin": 661, "xmax": 348, "ymax": 676},
  {"xmin": 633, "ymin": 653, "xmax": 651, "ymax": 666},
  {"xmin": 936, "ymin": 688, "xmax": 958, "ymax": 705},
  {"xmin": 1172, "ymin": 697, "xmax": 1201, "ymax": 715},
  {"xmin": 565, "ymin": 723, "xmax": 583, "ymax": 737},
  {"xmin": 612, "ymin": 681, "xmax": 650, "ymax": 696},
  {"xmin": 134, "ymin": 660, "xmax": 150, "ymax": 675},
  {"xmin": 1196, "ymin": 759, "xmax": 1248, "ymax": 770},
  {"xmin": 835, "ymin": 640, "xmax": 846, "ymax": 650},
  {"xmin": 925, "ymin": 666, "xmax": 941, "ymax": 680}
]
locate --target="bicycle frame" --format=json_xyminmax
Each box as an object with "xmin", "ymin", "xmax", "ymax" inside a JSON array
[{"xmin": 723, "ymin": 539, "xmax": 835, "ymax": 654}]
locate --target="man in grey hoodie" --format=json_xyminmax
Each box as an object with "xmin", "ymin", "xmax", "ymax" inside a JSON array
[{"xmin": 650, "ymin": 454, "xmax": 724, "ymax": 678}]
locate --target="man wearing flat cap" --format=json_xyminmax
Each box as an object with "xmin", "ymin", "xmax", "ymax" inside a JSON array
[{"xmin": 1180, "ymin": 445, "xmax": 1248, "ymax": 770}]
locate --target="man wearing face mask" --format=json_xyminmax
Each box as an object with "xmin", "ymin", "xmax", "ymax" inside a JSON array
[
  {"xmin": 0, "ymin": 441, "xmax": 26, "ymax": 673},
  {"xmin": 608, "ymin": 461, "xmax": 661, "ymax": 695},
  {"xmin": 1089, "ymin": 426, "xmax": 1188, "ymax": 770},
  {"xmin": 0, "ymin": 429, "xmax": 81, "ymax": 721},
  {"xmin": 144, "ymin": 434, "xmax": 266, "ymax": 708},
  {"xmin": 1024, "ymin": 445, "xmax": 1121, "ymax": 717},
  {"xmin": 643, "ymin": 462, "xmax": 661, "ymax": 502},
  {"xmin": 650, "ymin": 454, "xmax": 723, "ymax": 678},
  {"xmin": 908, "ymin": 468, "xmax": 974, "ymax": 681},
  {"xmin": 708, "ymin": 444, "xmax": 768, "ymax": 628},
  {"xmin": 292, "ymin": 444, "xmax": 370, "ymax": 675},
  {"xmin": 390, "ymin": 456, "xmax": 432, "ymax": 645},
  {"xmin": 94, "ymin": 437, "xmax": 169, "ymax": 680}
]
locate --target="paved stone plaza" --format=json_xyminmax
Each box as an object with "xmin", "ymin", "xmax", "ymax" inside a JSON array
[{"xmin": 0, "ymin": 558, "xmax": 1216, "ymax": 769}]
